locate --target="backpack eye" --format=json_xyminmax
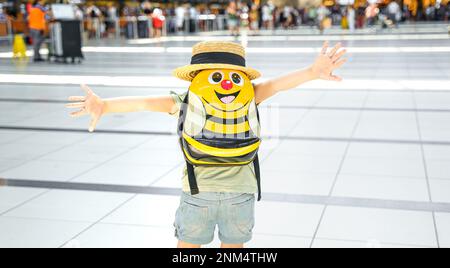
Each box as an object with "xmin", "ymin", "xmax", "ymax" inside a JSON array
[
  {"xmin": 208, "ymin": 72, "xmax": 223, "ymax": 84},
  {"xmin": 230, "ymin": 72, "xmax": 243, "ymax": 86}
]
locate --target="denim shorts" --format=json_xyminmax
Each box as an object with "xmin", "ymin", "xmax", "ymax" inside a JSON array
[{"xmin": 174, "ymin": 192, "xmax": 255, "ymax": 245}]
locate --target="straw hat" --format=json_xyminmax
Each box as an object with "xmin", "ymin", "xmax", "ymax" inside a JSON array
[{"xmin": 173, "ymin": 41, "xmax": 261, "ymax": 81}]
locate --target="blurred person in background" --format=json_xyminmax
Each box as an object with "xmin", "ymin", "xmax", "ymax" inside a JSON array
[
  {"xmin": 347, "ymin": 5, "xmax": 356, "ymax": 32},
  {"xmin": 0, "ymin": 5, "xmax": 7, "ymax": 21},
  {"xmin": 188, "ymin": 4, "xmax": 198, "ymax": 33},
  {"xmin": 446, "ymin": 1, "xmax": 450, "ymax": 21},
  {"xmin": 261, "ymin": 1, "xmax": 274, "ymax": 29},
  {"xmin": 387, "ymin": 0, "xmax": 401, "ymax": 26},
  {"xmin": 282, "ymin": 5, "xmax": 293, "ymax": 29},
  {"xmin": 226, "ymin": 1, "xmax": 239, "ymax": 36},
  {"xmin": 425, "ymin": 4, "xmax": 435, "ymax": 20},
  {"xmin": 152, "ymin": 7, "xmax": 165, "ymax": 38},
  {"xmin": 106, "ymin": 3, "xmax": 118, "ymax": 37},
  {"xmin": 249, "ymin": 4, "xmax": 259, "ymax": 33},
  {"xmin": 28, "ymin": 0, "xmax": 48, "ymax": 62},
  {"xmin": 317, "ymin": 3, "xmax": 330, "ymax": 33},
  {"xmin": 73, "ymin": 4, "xmax": 83, "ymax": 20},
  {"xmin": 307, "ymin": 6, "xmax": 318, "ymax": 27},
  {"xmin": 436, "ymin": 2, "xmax": 446, "ymax": 21},
  {"xmin": 356, "ymin": 4, "xmax": 366, "ymax": 28},
  {"xmin": 175, "ymin": 3, "xmax": 186, "ymax": 33},
  {"xmin": 365, "ymin": 3, "xmax": 379, "ymax": 27},
  {"xmin": 86, "ymin": 2, "xmax": 101, "ymax": 39}
]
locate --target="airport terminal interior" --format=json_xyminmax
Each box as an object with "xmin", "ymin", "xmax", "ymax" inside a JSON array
[{"xmin": 0, "ymin": 0, "xmax": 450, "ymax": 248}]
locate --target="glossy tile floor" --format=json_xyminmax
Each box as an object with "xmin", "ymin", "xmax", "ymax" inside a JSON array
[{"xmin": 0, "ymin": 23, "xmax": 449, "ymax": 248}]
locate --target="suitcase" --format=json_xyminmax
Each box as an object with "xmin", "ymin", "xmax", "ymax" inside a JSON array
[
  {"xmin": 49, "ymin": 20, "xmax": 83, "ymax": 63},
  {"xmin": 137, "ymin": 18, "xmax": 149, "ymax": 38}
]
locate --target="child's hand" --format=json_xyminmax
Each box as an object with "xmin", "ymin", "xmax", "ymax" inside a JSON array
[
  {"xmin": 310, "ymin": 41, "xmax": 347, "ymax": 82},
  {"xmin": 66, "ymin": 84, "xmax": 105, "ymax": 132}
]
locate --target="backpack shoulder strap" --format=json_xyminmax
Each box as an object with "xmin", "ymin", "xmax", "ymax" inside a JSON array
[
  {"xmin": 186, "ymin": 161, "xmax": 199, "ymax": 195},
  {"xmin": 254, "ymin": 154, "xmax": 262, "ymax": 201}
]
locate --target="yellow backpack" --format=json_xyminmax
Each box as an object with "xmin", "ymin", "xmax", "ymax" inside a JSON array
[{"xmin": 177, "ymin": 69, "xmax": 262, "ymax": 200}]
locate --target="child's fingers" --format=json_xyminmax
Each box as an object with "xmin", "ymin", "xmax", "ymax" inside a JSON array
[
  {"xmin": 81, "ymin": 84, "xmax": 93, "ymax": 95},
  {"xmin": 70, "ymin": 109, "xmax": 87, "ymax": 118},
  {"xmin": 65, "ymin": 102, "xmax": 85, "ymax": 109},
  {"xmin": 332, "ymin": 49, "xmax": 347, "ymax": 62},
  {"xmin": 327, "ymin": 42, "xmax": 342, "ymax": 58},
  {"xmin": 334, "ymin": 58, "xmax": 347, "ymax": 69},
  {"xmin": 320, "ymin": 41, "xmax": 329, "ymax": 55},
  {"xmin": 68, "ymin": 96, "xmax": 86, "ymax": 102},
  {"xmin": 328, "ymin": 75, "xmax": 342, "ymax": 82},
  {"xmin": 88, "ymin": 114, "xmax": 100, "ymax": 132}
]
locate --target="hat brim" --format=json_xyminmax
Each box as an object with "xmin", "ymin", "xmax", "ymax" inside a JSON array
[{"xmin": 173, "ymin": 63, "xmax": 261, "ymax": 82}]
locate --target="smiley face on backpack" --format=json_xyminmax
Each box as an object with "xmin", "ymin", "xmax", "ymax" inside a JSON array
[{"xmin": 189, "ymin": 69, "xmax": 253, "ymax": 112}]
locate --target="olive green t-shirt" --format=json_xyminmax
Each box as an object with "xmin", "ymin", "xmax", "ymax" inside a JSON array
[{"xmin": 170, "ymin": 92, "xmax": 258, "ymax": 194}]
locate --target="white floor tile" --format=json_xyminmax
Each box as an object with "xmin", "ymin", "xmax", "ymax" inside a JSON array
[
  {"xmin": 0, "ymin": 142, "xmax": 65, "ymax": 161},
  {"xmin": 332, "ymin": 174, "xmax": 429, "ymax": 202},
  {"xmin": 316, "ymin": 206, "xmax": 437, "ymax": 247},
  {"xmin": 0, "ymin": 130, "xmax": 31, "ymax": 145},
  {"xmin": 151, "ymin": 165, "xmax": 184, "ymax": 188},
  {"xmin": 67, "ymin": 223, "xmax": 177, "ymax": 248},
  {"xmin": 340, "ymin": 156, "xmax": 426, "ymax": 179},
  {"xmin": 39, "ymin": 144, "xmax": 127, "ymax": 163},
  {"xmin": 434, "ymin": 213, "xmax": 450, "ymax": 248},
  {"xmin": 365, "ymin": 92, "xmax": 414, "ymax": 109},
  {"xmin": 109, "ymin": 148, "xmax": 184, "ymax": 166},
  {"xmin": 263, "ymin": 153, "xmax": 343, "ymax": 174},
  {"xmin": 0, "ymin": 159, "xmax": 27, "ymax": 172},
  {"xmin": 429, "ymin": 179, "xmax": 450, "ymax": 203},
  {"xmin": 271, "ymin": 140, "xmax": 348, "ymax": 157},
  {"xmin": 4, "ymin": 189, "xmax": 132, "ymax": 222},
  {"xmin": 75, "ymin": 133, "xmax": 151, "ymax": 148},
  {"xmin": 101, "ymin": 194, "xmax": 180, "ymax": 227},
  {"xmin": 0, "ymin": 186, "xmax": 47, "ymax": 214},
  {"xmin": 315, "ymin": 91, "xmax": 367, "ymax": 108},
  {"xmin": 248, "ymin": 234, "xmax": 311, "ymax": 248},
  {"xmin": 0, "ymin": 160, "xmax": 98, "ymax": 181},
  {"xmin": 415, "ymin": 92, "xmax": 450, "ymax": 110},
  {"xmin": 254, "ymin": 201, "xmax": 324, "ymax": 237},
  {"xmin": 424, "ymin": 145, "xmax": 450, "ymax": 161},
  {"xmin": 347, "ymin": 143, "xmax": 422, "ymax": 160},
  {"xmin": 0, "ymin": 216, "xmax": 90, "ymax": 248},
  {"xmin": 16, "ymin": 132, "xmax": 87, "ymax": 146},
  {"xmin": 311, "ymin": 238, "xmax": 423, "ymax": 248},
  {"xmin": 261, "ymin": 170, "xmax": 335, "ymax": 196},
  {"xmin": 290, "ymin": 120, "xmax": 357, "ymax": 138},
  {"xmin": 72, "ymin": 162, "xmax": 174, "ymax": 186},
  {"xmin": 426, "ymin": 159, "xmax": 450, "ymax": 180}
]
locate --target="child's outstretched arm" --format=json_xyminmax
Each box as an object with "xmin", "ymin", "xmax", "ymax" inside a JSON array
[
  {"xmin": 254, "ymin": 41, "xmax": 347, "ymax": 104},
  {"xmin": 66, "ymin": 84, "xmax": 177, "ymax": 132}
]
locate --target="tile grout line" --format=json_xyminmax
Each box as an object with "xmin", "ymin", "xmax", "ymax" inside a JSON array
[
  {"xmin": 411, "ymin": 91, "xmax": 441, "ymax": 248},
  {"xmin": 309, "ymin": 90, "xmax": 370, "ymax": 248},
  {"xmin": 3, "ymin": 179, "xmax": 450, "ymax": 212}
]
